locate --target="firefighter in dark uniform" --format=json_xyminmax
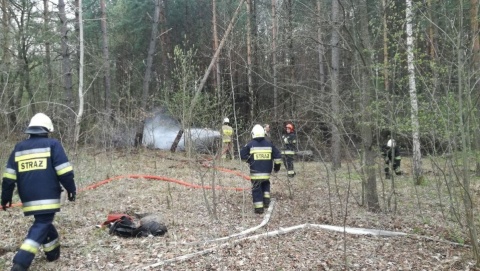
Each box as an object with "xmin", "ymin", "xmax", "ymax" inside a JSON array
[
  {"xmin": 381, "ymin": 139, "xmax": 401, "ymax": 178},
  {"xmin": 240, "ymin": 124, "xmax": 282, "ymax": 214},
  {"xmin": 282, "ymin": 123, "xmax": 297, "ymax": 178},
  {"xmin": 1, "ymin": 113, "xmax": 77, "ymax": 271}
]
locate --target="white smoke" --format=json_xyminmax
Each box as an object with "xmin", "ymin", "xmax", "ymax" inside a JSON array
[{"xmin": 143, "ymin": 110, "xmax": 220, "ymax": 152}]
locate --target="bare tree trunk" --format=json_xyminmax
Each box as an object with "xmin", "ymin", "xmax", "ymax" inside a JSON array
[
  {"xmin": 58, "ymin": 0, "xmax": 73, "ymax": 112},
  {"xmin": 427, "ymin": 0, "xmax": 439, "ymax": 105},
  {"xmin": 406, "ymin": 0, "xmax": 422, "ymax": 184},
  {"xmin": 317, "ymin": 0, "xmax": 325, "ymax": 93},
  {"xmin": 100, "ymin": 0, "xmax": 112, "ymax": 115},
  {"xmin": 43, "ymin": 0, "xmax": 53, "ymax": 96},
  {"xmin": 17, "ymin": 2, "xmax": 34, "ymax": 113},
  {"xmin": 470, "ymin": 0, "xmax": 480, "ymax": 176},
  {"xmin": 382, "ymin": 0, "xmax": 389, "ymax": 93},
  {"xmin": 271, "ymin": 0, "xmax": 278, "ymax": 119},
  {"xmin": 211, "ymin": 0, "xmax": 220, "ymax": 219},
  {"xmin": 74, "ymin": 0, "xmax": 85, "ymax": 151},
  {"xmin": 286, "ymin": 0, "xmax": 295, "ymax": 117},
  {"xmin": 246, "ymin": 0, "xmax": 254, "ymax": 122},
  {"xmin": 330, "ymin": 0, "xmax": 341, "ymax": 170},
  {"xmin": 159, "ymin": 0, "xmax": 169, "ymax": 84},
  {"xmin": 187, "ymin": 0, "xmax": 244, "ymax": 122},
  {"xmin": 212, "ymin": 0, "xmax": 222, "ymax": 105},
  {"xmin": 458, "ymin": 0, "xmax": 480, "ymax": 264},
  {"xmin": 1, "ymin": 0, "xmax": 16, "ymax": 127},
  {"xmin": 358, "ymin": 0, "xmax": 380, "ymax": 212},
  {"xmin": 135, "ymin": 0, "xmax": 161, "ymax": 147}
]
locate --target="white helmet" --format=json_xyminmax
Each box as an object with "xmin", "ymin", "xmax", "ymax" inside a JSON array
[
  {"xmin": 25, "ymin": 113, "xmax": 54, "ymax": 134},
  {"xmin": 223, "ymin": 117, "xmax": 229, "ymax": 124},
  {"xmin": 387, "ymin": 139, "xmax": 395, "ymax": 148},
  {"xmin": 251, "ymin": 124, "xmax": 265, "ymax": 138}
]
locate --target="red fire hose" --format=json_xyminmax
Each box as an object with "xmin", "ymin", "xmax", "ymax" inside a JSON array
[{"xmin": 7, "ymin": 164, "xmax": 251, "ymax": 208}]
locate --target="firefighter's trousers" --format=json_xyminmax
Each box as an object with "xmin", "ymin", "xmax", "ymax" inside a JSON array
[
  {"xmin": 251, "ymin": 179, "xmax": 271, "ymax": 211},
  {"xmin": 13, "ymin": 213, "xmax": 60, "ymax": 268},
  {"xmin": 385, "ymin": 156, "xmax": 401, "ymax": 177},
  {"xmin": 282, "ymin": 154, "xmax": 295, "ymax": 177},
  {"xmin": 221, "ymin": 141, "xmax": 234, "ymax": 160}
]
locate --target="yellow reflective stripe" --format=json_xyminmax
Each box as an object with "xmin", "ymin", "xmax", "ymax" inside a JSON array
[
  {"xmin": 3, "ymin": 172, "xmax": 16, "ymax": 180},
  {"xmin": 15, "ymin": 152, "xmax": 51, "ymax": 162},
  {"xmin": 43, "ymin": 238, "xmax": 60, "ymax": 252},
  {"xmin": 20, "ymin": 240, "xmax": 40, "ymax": 254},
  {"xmin": 254, "ymin": 202, "xmax": 264, "ymax": 208},
  {"xmin": 250, "ymin": 175, "xmax": 270, "ymax": 180},
  {"xmin": 20, "ymin": 244, "xmax": 38, "ymax": 254},
  {"xmin": 57, "ymin": 165, "xmax": 73, "ymax": 176},
  {"xmin": 282, "ymin": 151, "xmax": 295, "ymax": 155},
  {"xmin": 250, "ymin": 150, "xmax": 272, "ymax": 154},
  {"xmin": 251, "ymin": 147, "xmax": 270, "ymax": 151},
  {"xmin": 22, "ymin": 203, "xmax": 61, "ymax": 213},
  {"xmin": 43, "ymin": 242, "xmax": 59, "ymax": 252}
]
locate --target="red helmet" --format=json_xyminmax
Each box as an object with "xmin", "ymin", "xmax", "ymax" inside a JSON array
[{"xmin": 286, "ymin": 123, "xmax": 294, "ymax": 131}]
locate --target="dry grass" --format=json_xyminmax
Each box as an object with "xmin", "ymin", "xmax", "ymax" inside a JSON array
[{"xmin": 0, "ymin": 147, "xmax": 477, "ymax": 270}]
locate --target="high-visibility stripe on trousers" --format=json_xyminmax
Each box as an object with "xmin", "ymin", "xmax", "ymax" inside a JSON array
[{"xmin": 13, "ymin": 213, "xmax": 59, "ymax": 268}]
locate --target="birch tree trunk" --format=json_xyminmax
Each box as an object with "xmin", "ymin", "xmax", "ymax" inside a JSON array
[
  {"xmin": 135, "ymin": 0, "xmax": 161, "ymax": 147},
  {"xmin": 74, "ymin": 0, "xmax": 84, "ymax": 150},
  {"xmin": 100, "ymin": 0, "xmax": 112, "ymax": 115},
  {"xmin": 405, "ymin": 0, "xmax": 422, "ymax": 184},
  {"xmin": 330, "ymin": 0, "xmax": 341, "ymax": 170}
]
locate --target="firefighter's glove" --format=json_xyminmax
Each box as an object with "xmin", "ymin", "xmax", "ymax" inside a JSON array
[
  {"xmin": 283, "ymin": 137, "xmax": 289, "ymax": 144},
  {"xmin": 1, "ymin": 199, "xmax": 11, "ymax": 211},
  {"xmin": 67, "ymin": 192, "xmax": 76, "ymax": 202}
]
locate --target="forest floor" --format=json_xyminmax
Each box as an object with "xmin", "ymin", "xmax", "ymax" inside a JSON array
[{"xmin": 0, "ymin": 147, "xmax": 478, "ymax": 271}]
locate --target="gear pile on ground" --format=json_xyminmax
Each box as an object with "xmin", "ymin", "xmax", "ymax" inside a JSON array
[{"xmin": 105, "ymin": 213, "xmax": 168, "ymax": 238}]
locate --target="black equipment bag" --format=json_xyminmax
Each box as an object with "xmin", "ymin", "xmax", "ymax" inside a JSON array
[{"xmin": 108, "ymin": 216, "xmax": 137, "ymax": 237}]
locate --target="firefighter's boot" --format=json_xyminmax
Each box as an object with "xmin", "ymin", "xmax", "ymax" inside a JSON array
[
  {"xmin": 254, "ymin": 207, "xmax": 264, "ymax": 214},
  {"xmin": 263, "ymin": 198, "xmax": 270, "ymax": 209},
  {"xmin": 45, "ymin": 246, "xmax": 60, "ymax": 262},
  {"xmin": 11, "ymin": 263, "xmax": 28, "ymax": 271}
]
